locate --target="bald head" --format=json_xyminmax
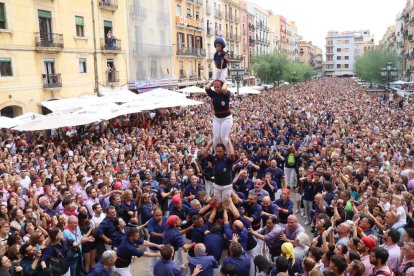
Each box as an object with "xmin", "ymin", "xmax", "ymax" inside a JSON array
[
  {"xmin": 233, "ymin": 220, "xmax": 244, "ymax": 231},
  {"xmin": 288, "ymin": 215, "xmax": 298, "ymax": 222}
]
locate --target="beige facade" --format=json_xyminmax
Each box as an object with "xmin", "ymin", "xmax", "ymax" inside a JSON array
[
  {"xmin": 171, "ymin": 0, "xmax": 206, "ymax": 83},
  {"xmin": 0, "ymin": 0, "xmax": 129, "ymax": 117}
]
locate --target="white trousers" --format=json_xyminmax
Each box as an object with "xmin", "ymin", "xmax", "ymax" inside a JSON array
[
  {"xmin": 214, "ymin": 68, "xmax": 228, "ymax": 81},
  {"xmin": 212, "ymin": 115, "xmax": 233, "ymax": 152},
  {"xmin": 205, "ymin": 179, "xmax": 214, "ymax": 197},
  {"xmin": 174, "ymin": 247, "xmax": 184, "ymax": 267},
  {"xmin": 284, "ymin": 167, "xmax": 297, "ymax": 187},
  {"xmin": 213, "ymin": 183, "xmax": 232, "ymax": 203},
  {"xmin": 113, "ymin": 265, "xmax": 131, "ymax": 276}
]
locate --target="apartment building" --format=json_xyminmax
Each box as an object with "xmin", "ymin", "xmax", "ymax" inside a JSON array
[
  {"xmin": 247, "ymin": 2, "xmax": 269, "ymax": 57},
  {"xmin": 171, "ymin": 0, "xmax": 206, "ymax": 84},
  {"xmin": 0, "ymin": 0, "xmax": 128, "ymax": 116},
  {"xmin": 323, "ymin": 30, "xmax": 374, "ymax": 77},
  {"xmin": 298, "ymin": 41, "xmax": 323, "ymax": 74}
]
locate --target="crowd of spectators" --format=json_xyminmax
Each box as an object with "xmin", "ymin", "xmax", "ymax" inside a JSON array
[{"xmin": 0, "ymin": 78, "xmax": 412, "ymax": 276}]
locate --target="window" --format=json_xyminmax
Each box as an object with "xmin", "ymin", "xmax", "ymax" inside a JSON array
[
  {"xmin": 79, "ymin": 58, "xmax": 87, "ymax": 73},
  {"xmin": 337, "ymin": 48, "xmax": 341, "ymax": 52},
  {"xmin": 186, "ymin": 8, "xmax": 191, "ymax": 18},
  {"xmin": 176, "ymin": 5, "xmax": 181, "ymax": 16},
  {"xmin": 0, "ymin": 3, "xmax": 6, "ymax": 29},
  {"xmin": 345, "ymin": 56, "xmax": 349, "ymax": 60},
  {"xmin": 344, "ymin": 64, "xmax": 349, "ymax": 69},
  {"xmin": 336, "ymin": 64, "xmax": 341, "ymax": 69},
  {"xmin": 75, "ymin": 16, "xmax": 84, "ymax": 37},
  {"xmin": 337, "ymin": 56, "xmax": 341, "ymax": 60},
  {"xmin": 345, "ymin": 40, "xmax": 349, "ymax": 44},
  {"xmin": 0, "ymin": 59, "xmax": 12, "ymax": 76}
]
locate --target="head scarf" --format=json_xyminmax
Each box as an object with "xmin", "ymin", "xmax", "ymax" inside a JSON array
[
  {"xmin": 281, "ymin": 242, "xmax": 295, "ymax": 266},
  {"xmin": 172, "ymin": 194, "xmax": 182, "ymax": 205},
  {"xmin": 166, "ymin": 215, "xmax": 179, "ymax": 228},
  {"xmin": 361, "ymin": 236, "xmax": 376, "ymax": 250}
]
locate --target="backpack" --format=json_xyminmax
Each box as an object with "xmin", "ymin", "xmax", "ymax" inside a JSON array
[{"xmin": 287, "ymin": 153, "xmax": 296, "ymax": 167}]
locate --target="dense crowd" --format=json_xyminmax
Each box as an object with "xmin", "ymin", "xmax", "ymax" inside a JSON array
[{"xmin": 0, "ymin": 78, "xmax": 412, "ymax": 276}]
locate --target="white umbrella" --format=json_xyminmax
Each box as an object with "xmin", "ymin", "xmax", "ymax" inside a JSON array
[
  {"xmin": 135, "ymin": 88, "xmax": 188, "ymax": 101},
  {"xmin": 13, "ymin": 114, "xmax": 100, "ymax": 131},
  {"xmin": 227, "ymin": 87, "xmax": 261, "ymax": 95},
  {"xmin": 74, "ymin": 103, "xmax": 129, "ymax": 120},
  {"xmin": 0, "ymin": 117, "xmax": 23, "ymax": 129},
  {"xmin": 151, "ymin": 97, "xmax": 203, "ymax": 109},
  {"xmin": 392, "ymin": 80, "xmax": 407, "ymax": 85},
  {"xmin": 99, "ymin": 87, "xmax": 141, "ymax": 103},
  {"xmin": 177, "ymin": 86, "xmax": 206, "ymax": 94},
  {"xmin": 14, "ymin": 113, "xmax": 44, "ymax": 122}
]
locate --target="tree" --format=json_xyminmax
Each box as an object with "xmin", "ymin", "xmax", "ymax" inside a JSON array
[
  {"xmin": 252, "ymin": 54, "xmax": 316, "ymax": 84},
  {"xmin": 355, "ymin": 47, "xmax": 400, "ymax": 84},
  {"xmin": 252, "ymin": 54, "xmax": 288, "ymax": 85}
]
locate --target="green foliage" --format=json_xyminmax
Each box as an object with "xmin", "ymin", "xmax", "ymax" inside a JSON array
[
  {"xmin": 252, "ymin": 54, "xmax": 316, "ymax": 84},
  {"xmin": 354, "ymin": 47, "xmax": 400, "ymax": 84}
]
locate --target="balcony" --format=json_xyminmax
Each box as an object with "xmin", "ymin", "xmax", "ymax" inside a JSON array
[
  {"xmin": 249, "ymin": 38, "xmax": 255, "ymax": 44},
  {"xmin": 248, "ymin": 23, "xmax": 255, "ymax": 30},
  {"xmin": 101, "ymin": 38, "xmax": 121, "ymax": 53},
  {"xmin": 235, "ymin": 34, "xmax": 240, "ymax": 42},
  {"xmin": 176, "ymin": 47, "xmax": 206, "ymax": 57},
  {"xmin": 42, "ymin": 74, "xmax": 62, "ymax": 89},
  {"xmin": 214, "ymin": 9, "xmax": 222, "ymax": 19},
  {"xmin": 229, "ymin": 33, "xmax": 234, "ymax": 40},
  {"xmin": 35, "ymin": 32, "xmax": 64, "ymax": 52},
  {"xmin": 99, "ymin": 0, "xmax": 118, "ymax": 11},
  {"xmin": 229, "ymin": 54, "xmax": 243, "ymax": 62},
  {"xmin": 106, "ymin": 70, "xmax": 119, "ymax": 85}
]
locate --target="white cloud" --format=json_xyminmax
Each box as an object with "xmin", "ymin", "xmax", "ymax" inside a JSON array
[{"xmin": 252, "ymin": 0, "xmax": 406, "ymax": 49}]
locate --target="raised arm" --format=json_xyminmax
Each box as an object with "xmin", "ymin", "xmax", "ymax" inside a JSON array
[
  {"xmin": 201, "ymin": 140, "xmax": 213, "ymax": 159},
  {"xmin": 228, "ymin": 139, "xmax": 235, "ymax": 160}
]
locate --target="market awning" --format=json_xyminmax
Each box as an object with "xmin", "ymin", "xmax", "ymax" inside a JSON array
[{"xmin": 13, "ymin": 114, "xmax": 100, "ymax": 131}]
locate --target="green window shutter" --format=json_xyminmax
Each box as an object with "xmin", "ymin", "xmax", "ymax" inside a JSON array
[
  {"xmin": 104, "ymin": 20, "xmax": 112, "ymax": 28},
  {"xmin": 75, "ymin": 16, "xmax": 84, "ymax": 26},
  {"xmin": 0, "ymin": 4, "xmax": 5, "ymax": 22},
  {"xmin": 38, "ymin": 10, "xmax": 52, "ymax": 19},
  {"xmin": 0, "ymin": 58, "xmax": 11, "ymax": 63}
]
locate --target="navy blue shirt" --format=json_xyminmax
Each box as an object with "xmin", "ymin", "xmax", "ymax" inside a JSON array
[
  {"xmin": 184, "ymin": 183, "xmax": 204, "ymax": 198},
  {"xmin": 224, "ymin": 221, "xmax": 249, "ymax": 251},
  {"xmin": 242, "ymin": 201, "xmax": 263, "ymax": 230},
  {"xmin": 115, "ymin": 236, "xmax": 144, "ymax": 268},
  {"xmin": 189, "ymin": 254, "xmax": 219, "ymax": 276},
  {"xmin": 264, "ymin": 167, "xmax": 285, "ymax": 189},
  {"xmin": 147, "ymin": 217, "xmax": 167, "ymax": 251},
  {"xmin": 261, "ymin": 203, "xmax": 279, "ymax": 225},
  {"xmin": 223, "ymin": 252, "xmax": 251, "ymax": 276},
  {"xmin": 214, "ymin": 51, "xmax": 228, "ymax": 69},
  {"xmin": 191, "ymin": 221, "xmax": 212, "ymax": 243},
  {"xmin": 120, "ymin": 200, "xmax": 137, "ymax": 224},
  {"xmin": 163, "ymin": 227, "xmax": 185, "ymax": 251},
  {"xmin": 234, "ymin": 178, "xmax": 254, "ymax": 198},
  {"xmin": 274, "ymin": 198, "xmax": 294, "ymax": 224},
  {"xmin": 96, "ymin": 216, "xmax": 117, "ymax": 240},
  {"xmin": 154, "ymin": 260, "xmax": 184, "ymax": 276},
  {"xmin": 88, "ymin": 261, "xmax": 113, "ymax": 276},
  {"xmin": 169, "ymin": 205, "xmax": 190, "ymax": 221},
  {"xmin": 205, "ymin": 231, "xmax": 226, "ymax": 261},
  {"xmin": 206, "ymin": 88, "xmax": 231, "ymax": 118},
  {"xmin": 206, "ymin": 154, "xmax": 234, "ymax": 186},
  {"xmin": 139, "ymin": 203, "xmax": 153, "ymax": 224}
]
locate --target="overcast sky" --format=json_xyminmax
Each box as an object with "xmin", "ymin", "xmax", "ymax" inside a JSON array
[{"xmin": 252, "ymin": 0, "xmax": 407, "ymax": 49}]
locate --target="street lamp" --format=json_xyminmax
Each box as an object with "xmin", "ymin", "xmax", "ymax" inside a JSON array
[
  {"xmin": 229, "ymin": 58, "xmax": 244, "ymax": 99},
  {"xmin": 380, "ymin": 61, "xmax": 398, "ymax": 90}
]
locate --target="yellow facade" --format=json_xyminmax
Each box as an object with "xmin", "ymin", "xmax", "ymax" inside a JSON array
[
  {"xmin": 171, "ymin": 0, "xmax": 206, "ymax": 83},
  {"xmin": 0, "ymin": 0, "xmax": 128, "ymax": 117}
]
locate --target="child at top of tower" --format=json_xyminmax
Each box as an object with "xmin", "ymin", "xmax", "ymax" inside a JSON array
[{"xmin": 213, "ymin": 37, "xmax": 229, "ymax": 82}]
